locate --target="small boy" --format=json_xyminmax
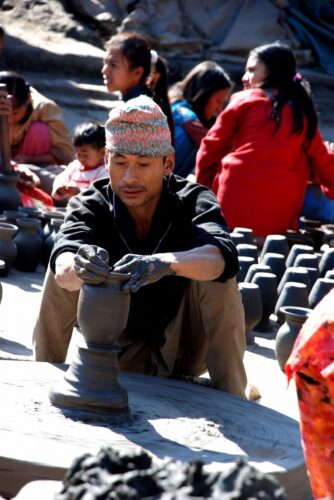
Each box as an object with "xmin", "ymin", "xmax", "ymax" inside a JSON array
[{"xmin": 52, "ymin": 121, "xmax": 107, "ymax": 202}]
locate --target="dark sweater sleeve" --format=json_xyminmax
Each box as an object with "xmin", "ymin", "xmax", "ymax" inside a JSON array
[
  {"xmin": 49, "ymin": 179, "xmax": 111, "ymax": 273},
  {"xmin": 176, "ymin": 179, "xmax": 239, "ymax": 281}
]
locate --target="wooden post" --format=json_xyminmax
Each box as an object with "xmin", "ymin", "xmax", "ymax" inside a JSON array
[{"xmin": 0, "ymin": 83, "xmax": 11, "ymax": 173}]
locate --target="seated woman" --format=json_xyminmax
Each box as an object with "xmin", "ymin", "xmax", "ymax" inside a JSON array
[
  {"xmin": 195, "ymin": 43, "xmax": 334, "ymax": 238},
  {"xmin": 0, "ymin": 71, "xmax": 74, "ymax": 193},
  {"xmin": 170, "ymin": 61, "xmax": 232, "ymax": 177}
]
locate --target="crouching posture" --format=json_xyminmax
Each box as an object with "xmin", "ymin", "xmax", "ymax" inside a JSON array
[{"xmin": 33, "ymin": 96, "xmax": 247, "ymax": 398}]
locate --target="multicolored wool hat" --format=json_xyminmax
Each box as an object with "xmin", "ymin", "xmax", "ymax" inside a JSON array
[{"xmin": 105, "ymin": 95, "xmax": 174, "ymax": 157}]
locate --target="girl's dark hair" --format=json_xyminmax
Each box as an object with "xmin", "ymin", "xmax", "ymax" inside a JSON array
[
  {"xmin": 148, "ymin": 55, "xmax": 175, "ymax": 145},
  {"xmin": 106, "ymin": 32, "xmax": 151, "ymax": 81},
  {"xmin": 73, "ymin": 122, "xmax": 105, "ymax": 149},
  {"xmin": 181, "ymin": 61, "xmax": 232, "ymax": 126},
  {"xmin": 0, "ymin": 70, "xmax": 30, "ymax": 108},
  {"xmin": 252, "ymin": 42, "xmax": 318, "ymax": 141}
]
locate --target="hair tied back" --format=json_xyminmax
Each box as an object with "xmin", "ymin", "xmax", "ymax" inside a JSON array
[
  {"xmin": 150, "ymin": 49, "xmax": 158, "ymax": 65},
  {"xmin": 293, "ymin": 72, "xmax": 303, "ymax": 82}
]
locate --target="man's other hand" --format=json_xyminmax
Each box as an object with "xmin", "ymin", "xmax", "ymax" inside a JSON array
[
  {"xmin": 55, "ymin": 252, "xmax": 82, "ymax": 291},
  {"xmin": 113, "ymin": 254, "xmax": 174, "ymax": 292}
]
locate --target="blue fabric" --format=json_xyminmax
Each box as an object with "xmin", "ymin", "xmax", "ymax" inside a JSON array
[
  {"xmin": 172, "ymin": 100, "xmax": 199, "ymax": 178},
  {"xmin": 286, "ymin": 0, "xmax": 334, "ymax": 75},
  {"xmin": 301, "ymin": 184, "xmax": 334, "ymax": 223}
]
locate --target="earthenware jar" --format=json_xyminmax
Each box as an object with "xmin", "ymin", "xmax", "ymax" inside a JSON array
[
  {"xmin": 244, "ymin": 263, "xmax": 271, "ymax": 283},
  {"xmin": 77, "ymin": 272, "xmax": 131, "ymax": 345},
  {"xmin": 294, "ymin": 253, "xmax": 319, "ymax": 269},
  {"xmin": 233, "ymin": 227, "xmax": 255, "ymax": 245},
  {"xmin": 274, "ymin": 282, "xmax": 309, "ymax": 324},
  {"xmin": 237, "ymin": 256, "xmax": 256, "ymax": 283},
  {"xmin": 0, "ymin": 172, "xmax": 21, "ymax": 213},
  {"xmin": 275, "ymin": 306, "xmax": 311, "ymax": 372},
  {"xmin": 230, "ymin": 232, "xmax": 245, "ymax": 245},
  {"xmin": 14, "ymin": 217, "xmax": 43, "ymax": 272},
  {"xmin": 3, "ymin": 210, "xmax": 28, "ymax": 225},
  {"xmin": 0, "ymin": 222, "xmax": 18, "ymax": 276},
  {"xmin": 308, "ymin": 278, "xmax": 334, "ymax": 308},
  {"xmin": 237, "ymin": 243, "xmax": 258, "ymax": 263},
  {"xmin": 285, "ymin": 244, "xmax": 314, "ymax": 268},
  {"xmin": 251, "ymin": 272, "xmax": 278, "ymax": 332},
  {"xmin": 300, "ymin": 267, "xmax": 320, "ymax": 289},
  {"xmin": 319, "ymin": 248, "xmax": 334, "ymax": 277},
  {"xmin": 259, "ymin": 234, "xmax": 289, "ymax": 261},
  {"xmin": 278, "ymin": 266, "xmax": 310, "ymax": 295},
  {"xmin": 42, "ymin": 210, "xmax": 65, "ymax": 240},
  {"xmin": 260, "ymin": 253, "xmax": 286, "ymax": 282},
  {"xmin": 238, "ymin": 282, "xmax": 263, "ymax": 345}
]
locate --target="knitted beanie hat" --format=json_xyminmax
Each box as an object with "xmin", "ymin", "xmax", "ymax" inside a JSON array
[{"xmin": 105, "ymin": 95, "xmax": 174, "ymax": 157}]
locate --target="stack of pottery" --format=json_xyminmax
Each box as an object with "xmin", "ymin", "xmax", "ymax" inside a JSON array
[{"xmin": 41, "ymin": 217, "xmax": 64, "ymax": 268}]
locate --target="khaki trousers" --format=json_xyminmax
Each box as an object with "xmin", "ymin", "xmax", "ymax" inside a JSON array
[{"xmin": 33, "ymin": 268, "xmax": 247, "ymax": 397}]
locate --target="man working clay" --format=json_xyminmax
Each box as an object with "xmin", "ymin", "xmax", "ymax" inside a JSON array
[{"xmin": 33, "ymin": 95, "xmax": 247, "ymax": 398}]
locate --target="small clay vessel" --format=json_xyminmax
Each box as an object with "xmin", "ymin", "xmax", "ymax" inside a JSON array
[
  {"xmin": 293, "ymin": 253, "xmax": 319, "ymax": 269},
  {"xmin": 14, "ymin": 217, "xmax": 43, "ymax": 272},
  {"xmin": 78, "ymin": 272, "xmax": 131, "ymax": 344},
  {"xmin": 42, "ymin": 210, "xmax": 65, "ymax": 240},
  {"xmin": 0, "ymin": 222, "xmax": 18, "ymax": 276},
  {"xmin": 299, "ymin": 266, "xmax": 320, "ymax": 289},
  {"xmin": 275, "ymin": 306, "xmax": 311, "ymax": 372},
  {"xmin": 244, "ymin": 263, "xmax": 271, "ymax": 283},
  {"xmin": 0, "ymin": 172, "xmax": 22, "ymax": 212},
  {"xmin": 3, "ymin": 210, "xmax": 28, "ymax": 225},
  {"xmin": 274, "ymin": 282, "xmax": 309, "ymax": 324},
  {"xmin": 285, "ymin": 244, "xmax": 314, "ymax": 268},
  {"xmin": 325, "ymin": 270, "xmax": 334, "ymax": 280},
  {"xmin": 251, "ymin": 272, "xmax": 278, "ymax": 332},
  {"xmin": 230, "ymin": 232, "xmax": 246, "ymax": 245},
  {"xmin": 278, "ymin": 266, "xmax": 310, "ymax": 295},
  {"xmin": 237, "ymin": 256, "xmax": 256, "ymax": 282},
  {"xmin": 233, "ymin": 227, "xmax": 255, "ymax": 245},
  {"xmin": 237, "ymin": 243, "xmax": 258, "ymax": 263},
  {"xmin": 318, "ymin": 248, "xmax": 334, "ymax": 277},
  {"xmin": 260, "ymin": 253, "xmax": 286, "ymax": 282},
  {"xmin": 259, "ymin": 234, "xmax": 289, "ymax": 260},
  {"xmin": 238, "ymin": 282, "xmax": 263, "ymax": 345},
  {"xmin": 308, "ymin": 278, "xmax": 334, "ymax": 308}
]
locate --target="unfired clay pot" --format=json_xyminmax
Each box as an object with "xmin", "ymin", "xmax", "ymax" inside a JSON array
[
  {"xmin": 275, "ymin": 306, "xmax": 311, "ymax": 372},
  {"xmin": 49, "ymin": 271, "xmax": 131, "ymax": 416}
]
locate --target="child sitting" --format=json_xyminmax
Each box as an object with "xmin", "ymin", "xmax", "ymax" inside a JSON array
[{"xmin": 52, "ymin": 122, "xmax": 107, "ymax": 202}]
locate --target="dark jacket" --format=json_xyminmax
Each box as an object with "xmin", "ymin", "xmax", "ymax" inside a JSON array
[{"xmin": 50, "ymin": 174, "xmax": 239, "ymax": 344}]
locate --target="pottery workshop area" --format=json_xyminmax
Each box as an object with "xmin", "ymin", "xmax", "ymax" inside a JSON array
[
  {"xmin": 1, "ymin": 210, "xmax": 334, "ymax": 500},
  {"xmin": 1, "ymin": 1, "xmax": 334, "ymax": 499}
]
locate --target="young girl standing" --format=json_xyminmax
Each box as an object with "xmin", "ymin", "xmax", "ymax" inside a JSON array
[
  {"xmin": 195, "ymin": 43, "xmax": 334, "ymax": 237},
  {"xmin": 101, "ymin": 32, "xmax": 174, "ymax": 141}
]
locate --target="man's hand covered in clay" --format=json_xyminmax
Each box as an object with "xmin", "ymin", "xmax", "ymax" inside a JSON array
[
  {"xmin": 113, "ymin": 254, "xmax": 175, "ymax": 292},
  {"xmin": 74, "ymin": 244, "xmax": 110, "ymax": 284}
]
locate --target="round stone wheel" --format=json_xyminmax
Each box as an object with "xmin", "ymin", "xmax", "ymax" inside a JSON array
[{"xmin": 0, "ymin": 361, "xmax": 310, "ymax": 499}]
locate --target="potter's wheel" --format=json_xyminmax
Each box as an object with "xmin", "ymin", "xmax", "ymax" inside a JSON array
[{"xmin": 0, "ymin": 361, "xmax": 310, "ymax": 499}]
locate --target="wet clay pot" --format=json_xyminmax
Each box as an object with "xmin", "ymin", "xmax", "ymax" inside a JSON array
[
  {"xmin": 49, "ymin": 272, "xmax": 131, "ymax": 416},
  {"xmin": 78, "ymin": 272, "xmax": 131, "ymax": 345},
  {"xmin": 14, "ymin": 218, "xmax": 43, "ymax": 272},
  {"xmin": 0, "ymin": 172, "xmax": 22, "ymax": 213},
  {"xmin": 275, "ymin": 306, "xmax": 311, "ymax": 372},
  {"xmin": 0, "ymin": 222, "xmax": 18, "ymax": 276}
]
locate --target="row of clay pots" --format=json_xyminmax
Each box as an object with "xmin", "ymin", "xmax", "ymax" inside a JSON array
[
  {"xmin": 236, "ymin": 229, "xmax": 334, "ymax": 370},
  {"xmin": 0, "ymin": 207, "xmax": 66, "ymax": 276}
]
